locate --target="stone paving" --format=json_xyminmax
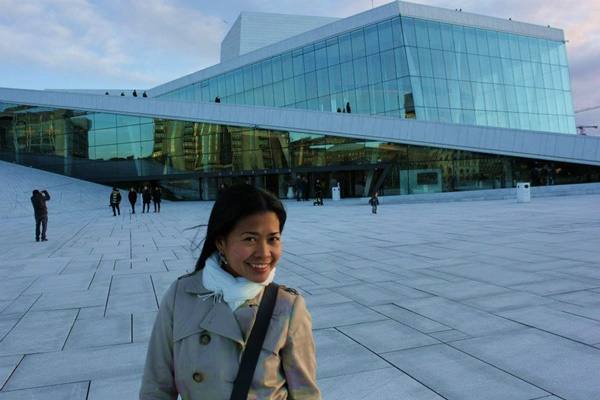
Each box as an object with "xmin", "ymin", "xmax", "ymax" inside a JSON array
[{"xmin": 1, "ymin": 160, "xmax": 600, "ymax": 399}]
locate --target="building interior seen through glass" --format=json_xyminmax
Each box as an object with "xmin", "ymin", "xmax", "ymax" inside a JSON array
[
  {"xmin": 160, "ymin": 15, "xmax": 574, "ymax": 134},
  {"xmin": 0, "ymin": 104, "xmax": 596, "ymax": 200}
]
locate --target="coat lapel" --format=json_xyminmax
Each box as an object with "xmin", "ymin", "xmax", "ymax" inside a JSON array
[
  {"xmin": 199, "ymin": 301, "xmax": 244, "ymax": 346},
  {"xmin": 175, "ymin": 271, "xmax": 244, "ymax": 346}
]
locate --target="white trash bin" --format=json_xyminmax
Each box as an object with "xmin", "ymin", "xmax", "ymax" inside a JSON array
[
  {"xmin": 331, "ymin": 186, "xmax": 341, "ymax": 201},
  {"xmin": 516, "ymin": 182, "xmax": 531, "ymax": 203}
]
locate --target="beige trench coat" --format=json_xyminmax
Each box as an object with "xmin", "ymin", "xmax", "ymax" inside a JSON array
[{"xmin": 140, "ymin": 270, "xmax": 320, "ymax": 400}]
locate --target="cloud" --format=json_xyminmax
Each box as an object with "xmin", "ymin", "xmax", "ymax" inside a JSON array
[{"xmin": 0, "ymin": 0, "xmax": 226, "ymax": 88}]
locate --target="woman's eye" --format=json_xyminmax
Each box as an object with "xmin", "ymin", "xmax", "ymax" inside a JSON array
[
  {"xmin": 270, "ymin": 237, "xmax": 281, "ymax": 243},
  {"xmin": 243, "ymin": 237, "xmax": 256, "ymax": 242}
]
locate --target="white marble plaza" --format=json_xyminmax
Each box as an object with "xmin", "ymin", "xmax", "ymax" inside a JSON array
[{"xmin": 1, "ymin": 160, "xmax": 600, "ymax": 400}]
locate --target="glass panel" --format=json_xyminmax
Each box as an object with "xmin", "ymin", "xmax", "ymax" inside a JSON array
[
  {"xmin": 391, "ymin": 17, "xmax": 403, "ymax": 47},
  {"xmin": 305, "ymin": 72, "xmax": 317, "ymax": 99},
  {"xmin": 367, "ymin": 54, "xmax": 382, "ymax": 84},
  {"xmin": 272, "ymin": 56, "xmax": 283, "ymax": 82},
  {"xmin": 364, "ymin": 25, "xmax": 380, "ymax": 55},
  {"xmin": 329, "ymin": 65, "xmax": 342, "ymax": 94},
  {"xmin": 418, "ymin": 47, "xmax": 433, "ymax": 77},
  {"xmin": 340, "ymin": 61, "xmax": 355, "ymax": 90},
  {"xmin": 339, "ymin": 33, "xmax": 353, "ymax": 63},
  {"xmin": 94, "ymin": 113, "xmax": 116, "ymax": 130},
  {"xmin": 314, "ymin": 42, "xmax": 328, "ymax": 70},
  {"xmin": 326, "ymin": 39, "xmax": 340, "ymax": 66},
  {"xmin": 402, "ymin": 17, "xmax": 417, "ymax": 47},
  {"xmin": 428, "ymin": 22, "xmax": 442, "ymax": 50},
  {"xmin": 431, "ymin": 49, "xmax": 445, "ymax": 79},
  {"xmin": 394, "ymin": 47, "xmax": 409, "ymax": 77},
  {"xmin": 293, "ymin": 76, "xmax": 306, "ymax": 101},
  {"xmin": 415, "ymin": 20, "xmax": 429, "ymax": 48},
  {"xmin": 293, "ymin": 51, "xmax": 304, "ymax": 76},
  {"xmin": 378, "ymin": 20, "xmax": 393, "ymax": 51},
  {"xmin": 351, "ymin": 29, "xmax": 366, "ymax": 58},
  {"xmin": 380, "ymin": 49, "xmax": 396, "ymax": 81},
  {"xmin": 353, "ymin": 57, "xmax": 368, "ymax": 87},
  {"xmin": 282, "ymin": 53, "xmax": 293, "ymax": 79},
  {"xmin": 303, "ymin": 46, "xmax": 316, "ymax": 72}
]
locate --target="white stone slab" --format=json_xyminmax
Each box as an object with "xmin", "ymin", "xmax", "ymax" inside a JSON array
[
  {"xmin": 319, "ymin": 367, "xmax": 444, "ymax": 400},
  {"xmin": 314, "ymin": 329, "xmax": 388, "ymax": 379},
  {"xmin": 454, "ymin": 329, "xmax": 600, "ymax": 400},
  {"xmin": 0, "ymin": 382, "xmax": 88, "ymax": 400},
  {"xmin": 0, "ymin": 310, "xmax": 77, "ymax": 356},
  {"xmin": 339, "ymin": 319, "xmax": 439, "ymax": 353},
  {"xmin": 384, "ymin": 344, "xmax": 549, "ymax": 400}
]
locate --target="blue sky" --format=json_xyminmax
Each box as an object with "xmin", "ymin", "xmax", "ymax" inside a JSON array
[{"xmin": 1, "ymin": 0, "xmax": 598, "ymax": 129}]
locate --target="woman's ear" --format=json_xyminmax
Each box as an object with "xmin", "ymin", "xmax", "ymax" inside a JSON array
[{"xmin": 215, "ymin": 238, "xmax": 225, "ymax": 254}]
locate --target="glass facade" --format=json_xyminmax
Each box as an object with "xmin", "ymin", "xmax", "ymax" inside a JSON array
[
  {"xmin": 158, "ymin": 15, "xmax": 575, "ymax": 134},
  {"xmin": 1, "ymin": 103, "xmax": 596, "ymax": 200}
]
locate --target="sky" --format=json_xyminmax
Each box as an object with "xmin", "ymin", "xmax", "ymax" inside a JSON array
[{"xmin": 0, "ymin": 0, "xmax": 598, "ymax": 130}]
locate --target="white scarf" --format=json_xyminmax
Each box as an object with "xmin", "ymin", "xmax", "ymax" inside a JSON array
[{"xmin": 202, "ymin": 253, "xmax": 276, "ymax": 311}]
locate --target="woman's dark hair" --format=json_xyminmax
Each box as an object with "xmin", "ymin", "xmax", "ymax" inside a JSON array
[{"xmin": 195, "ymin": 184, "xmax": 286, "ymax": 271}]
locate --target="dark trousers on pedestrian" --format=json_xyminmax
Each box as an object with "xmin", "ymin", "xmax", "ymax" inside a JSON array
[
  {"xmin": 371, "ymin": 205, "xmax": 378, "ymax": 214},
  {"xmin": 35, "ymin": 215, "xmax": 48, "ymax": 241},
  {"xmin": 130, "ymin": 202, "xmax": 136, "ymax": 214},
  {"xmin": 111, "ymin": 204, "xmax": 120, "ymax": 216},
  {"xmin": 143, "ymin": 202, "xmax": 150, "ymax": 213},
  {"xmin": 153, "ymin": 201, "xmax": 160, "ymax": 213}
]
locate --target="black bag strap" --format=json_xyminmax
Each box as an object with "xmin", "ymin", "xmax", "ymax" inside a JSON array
[{"xmin": 230, "ymin": 282, "xmax": 279, "ymax": 400}]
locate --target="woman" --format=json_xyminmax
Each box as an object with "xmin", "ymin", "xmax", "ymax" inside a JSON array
[{"xmin": 140, "ymin": 184, "xmax": 320, "ymax": 400}]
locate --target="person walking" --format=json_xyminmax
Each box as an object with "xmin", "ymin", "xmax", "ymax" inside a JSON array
[
  {"xmin": 142, "ymin": 185, "xmax": 152, "ymax": 213},
  {"xmin": 109, "ymin": 187, "xmax": 121, "ymax": 216},
  {"xmin": 128, "ymin": 187, "xmax": 138, "ymax": 214},
  {"xmin": 152, "ymin": 186, "xmax": 162, "ymax": 213},
  {"xmin": 30, "ymin": 189, "xmax": 50, "ymax": 242},
  {"xmin": 369, "ymin": 191, "xmax": 380, "ymax": 214},
  {"xmin": 313, "ymin": 179, "xmax": 323, "ymax": 206},
  {"xmin": 294, "ymin": 175, "xmax": 303, "ymax": 201}
]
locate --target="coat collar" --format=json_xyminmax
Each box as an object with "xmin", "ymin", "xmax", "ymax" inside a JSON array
[{"xmin": 175, "ymin": 270, "xmax": 262, "ymax": 345}]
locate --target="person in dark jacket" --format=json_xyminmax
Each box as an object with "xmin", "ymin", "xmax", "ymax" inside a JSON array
[
  {"xmin": 110, "ymin": 187, "xmax": 122, "ymax": 216},
  {"xmin": 31, "ymin": 189, "xmax": 50, "ymax": 242},
  {"xmin": 142, "ymin": 185, "xmax": 152, "ymax": 213},
  {"xmin": 313, "ymin": 179, "xmax": 323, "ymax": 206},
  {"xmin": 369, "ymin": 191, "xmax": 380, "ymax": 214},
  {"xmin": 128, "ymin": 188, "xmax": 138, "ymax": 214},
  {"xmin": 152, "ymin": 186, "xmax": 162, "ymax": 213},
  {"xmin": 302, "ymin": 176, "xmax": 309, "ymax": 201}
]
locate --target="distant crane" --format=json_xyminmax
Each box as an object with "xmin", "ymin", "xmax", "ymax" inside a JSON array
[
  {"xmin": 576, "ymin": 125, "xmax": 598, "ymax": 135},
  {"xmin": 574, "ymin": 105, "xmax": 599, "ymax": 135},
  {"xmin": 575, "ymin": 104, "xmax": 600, "ymax": 114}
]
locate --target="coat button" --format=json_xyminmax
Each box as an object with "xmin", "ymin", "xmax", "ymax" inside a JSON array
[
  {"xmin": 199, "ymin": 333, "xmax": 211, "ymax": 345},
  {"xmin": 192, "ymin": 372, "xmax": 204, "ymax": 383}
]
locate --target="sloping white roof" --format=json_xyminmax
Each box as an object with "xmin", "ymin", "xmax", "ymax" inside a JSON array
[{"xmin": 1, "ymin": 87, "xmax": 596, "ymax": 166}]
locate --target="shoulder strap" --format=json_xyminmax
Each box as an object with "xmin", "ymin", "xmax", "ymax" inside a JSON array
[{"xmin": 230, "ymin": 283, "xmax": 279, "ymax": 400}]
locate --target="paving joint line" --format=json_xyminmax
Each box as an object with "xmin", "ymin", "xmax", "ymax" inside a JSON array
[{"xmin": 333, "ymin": 327, "xmax": 450, "ymax": 400}]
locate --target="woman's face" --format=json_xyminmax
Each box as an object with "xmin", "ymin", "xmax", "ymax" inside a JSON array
[{"xmin": 217, "ymin": 211, "xmax": 282, "ymax": 283}]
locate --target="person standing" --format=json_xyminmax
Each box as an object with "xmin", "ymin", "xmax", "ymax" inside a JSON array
[
  {"xmin": 110, "ymin": 187, "xmax": 122, "ymax": 216},
  {"xmin": 139, "ymin": 184, "xmax": 320, "ymax": 400},
  {"xmin": 302, "ymin": 176, "xmax": 309, "ymax": 201},
  {"xmin": 152, "ymin": 186, "xmax": 162, "ymax": 213},
  {"xmin": 369, "ymin": 191, "xmax": 379, "ymax": 214},
  {"xmin": 31, "ymin": 189, "xmax": 50, "ymax": 242},
  {"xmin": 294, "ymin": 175, "xmax": 303, "ymax": 201},
  {"xmin": 142, "ymin": 185, "xmax": 152, "ymax": 213},
  {"xmin": 128, "ymin": 187, "xmax": 138, "ymax": 214}
]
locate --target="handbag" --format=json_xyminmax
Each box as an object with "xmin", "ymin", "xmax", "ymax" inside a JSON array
[{"xmin": 230, "ymin": 282, "xmax": 279, "ymax": 400}]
